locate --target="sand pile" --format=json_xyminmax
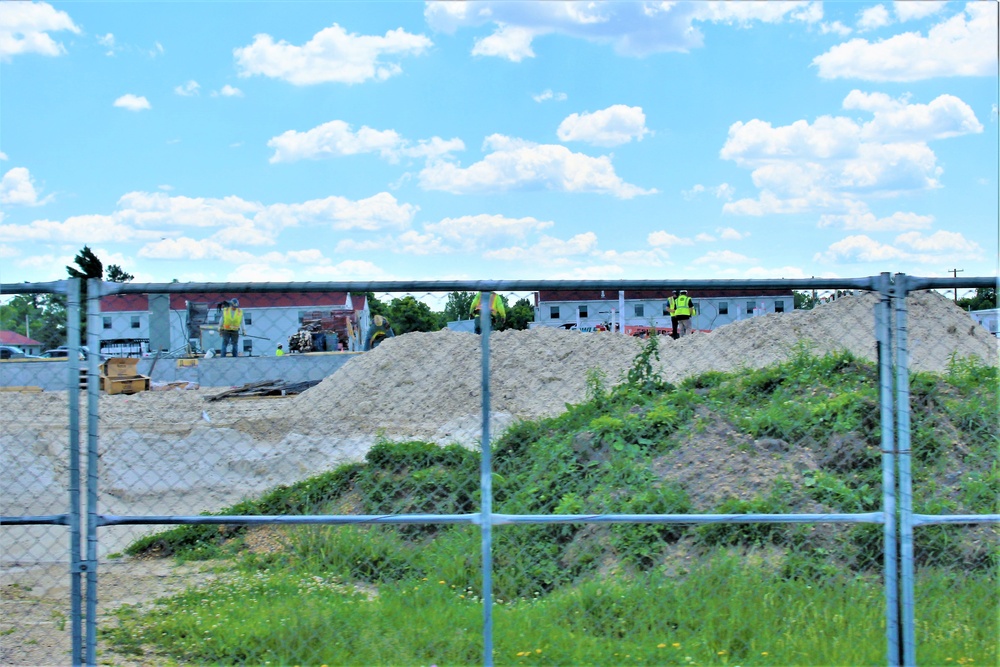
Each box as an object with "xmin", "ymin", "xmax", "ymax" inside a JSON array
[{"xmin": 293, "ymin": 290, "xmax": 997, "ymax": 441}]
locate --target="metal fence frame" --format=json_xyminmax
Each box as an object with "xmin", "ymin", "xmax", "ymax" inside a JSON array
[{"xmin": 2, "ymin": 272, "xmax": 997, "ymax": 667}]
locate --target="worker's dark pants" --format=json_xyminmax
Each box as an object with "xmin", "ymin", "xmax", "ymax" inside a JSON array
[
  {"xmin": 670, "ymin": 317, "xmax": 679, "ymax": 340},
  {"xmin": 221, "ymin": 330, "xmax": 240, "ymax": 357}
]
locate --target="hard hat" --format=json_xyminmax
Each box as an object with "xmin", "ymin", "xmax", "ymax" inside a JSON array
[{"xmin": 230, "ymin": 298, "xmax": 239, "ymax": 307}]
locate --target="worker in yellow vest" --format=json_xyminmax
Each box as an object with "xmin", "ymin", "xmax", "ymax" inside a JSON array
[
  {"xmin": 667, "ymin": 293, "xmax": 679, "ymax": 339},
  {"xmin": 673, "ymin": 290, "xmax": 693, "ymax": 337},
  {"xmin": 220, "ymin": 298, "xmax": 246, "ymax": 357},
  {"xmin": 471, "ymin": 292, "xmax": 506, "ymax": 334}
]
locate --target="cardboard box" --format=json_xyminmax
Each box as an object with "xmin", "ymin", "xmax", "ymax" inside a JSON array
[
  {"xmin": 100, "ymin": 357, "xmax": 149, "ymax": 395},
  {"xmin": 100, "ymin": 375, "xmax": 151, "ymax": 395},
  {"xmin": 103, "ymin": 358, "xmax": 139, "ymax": 377}
]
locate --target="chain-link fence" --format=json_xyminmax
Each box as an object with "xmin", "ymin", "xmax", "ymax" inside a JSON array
[{"xmin": 1, "ymin": 274, "xmax": 996, "ymax": 666}]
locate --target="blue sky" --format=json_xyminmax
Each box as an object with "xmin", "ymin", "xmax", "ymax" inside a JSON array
[{"xmin": 1, "ymin": 1, "xmax": 997, "ymax": 286}]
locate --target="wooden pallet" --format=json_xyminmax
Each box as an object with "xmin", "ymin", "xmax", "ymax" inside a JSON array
[{"xmin": 205, "ymin": 379, "xmax": 321, "ymax": 401}]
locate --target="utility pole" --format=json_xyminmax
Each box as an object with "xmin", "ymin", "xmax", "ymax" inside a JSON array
[{"xmin": 949, "ymin": 268, "xmax": 964, "ymax": 302}]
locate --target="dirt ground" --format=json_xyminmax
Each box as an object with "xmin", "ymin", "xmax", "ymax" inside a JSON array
[{"xmin": 2, "ymin": 291, "xmax": 996, "ymax": 665}]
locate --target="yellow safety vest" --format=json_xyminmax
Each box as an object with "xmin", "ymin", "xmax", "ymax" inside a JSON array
[
  {"xmin": 674, "ymin": 294, "xmax": 692, "ymax": 317},
  {"xmin": 221, "ymin": 307, "xmax": 243, "ymax": 331}
]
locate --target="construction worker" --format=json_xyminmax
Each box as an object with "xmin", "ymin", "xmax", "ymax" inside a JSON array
[
  {"xmin": 275, "ymin": 344, "xmax": 284, "ymax": 357},
  {"xmin": 471, "ymin": 292, "xmax": 506, "ymax": 334},
  {"xmin": 674, "ymin": 290, "xmax": 693, "ymax": 337},
  {"xmin": 220, "ymin": 298, "xmax": 246, "ymax": 357},
  {"xmin": 667, "ymin": 291, "xmax": 679, "ymax": 340}
]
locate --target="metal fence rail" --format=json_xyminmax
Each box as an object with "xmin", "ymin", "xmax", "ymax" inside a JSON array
[{"xmin": 1, "ymin": 273, "xmax": 997, "ymax": 667}]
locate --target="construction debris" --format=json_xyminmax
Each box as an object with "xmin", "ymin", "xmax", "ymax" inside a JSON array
[{"xmin": 205, "ymin": 379, "xmax": 321, "ymax": 401}]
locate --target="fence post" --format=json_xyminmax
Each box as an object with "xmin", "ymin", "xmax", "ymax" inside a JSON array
[
  {"xmin": 892, "ymin": 274, "xmax": 916, "ymax": 666},
  {"xmin": 876, "ymin": 272, "xmax": 900, "ymax": 667},
  {"xmin": 66, "ymin": 278, "xmax": 84, "ymax": 666},
  {"xmin": 85, "ymin": 278, "xmax": 103, "ymax": 666},
  {"xmin": 479, "ymin": 294, "xmax": 494, "ymax": 667}
]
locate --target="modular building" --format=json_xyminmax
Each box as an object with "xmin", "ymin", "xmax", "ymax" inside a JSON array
[{"xmin": 532, "ymin": 288, "xmax": 797, "ymax": 334}]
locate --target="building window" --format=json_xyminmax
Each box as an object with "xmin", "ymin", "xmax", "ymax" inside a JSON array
[
  {"xmin": 747, "ymin": 301, "xmax": 756, "ymax": 313},
  {"xmin": 662, "ymin": 302, "xmax": 671, "ymax": 316},
  {"xmin": 690, "ymin": 301, "xmax": 698, "ymax": 315},
  {"xmin": 634, "ymin": 304, "xmax": 645, "ymax": 317},
  {"xmin": 549, "ymin": 306, "xmax": 560, "ymax": 319},
  {"xmin": 130, "ymin": 315, "xmax": 141, "ymax": 329},
  {"xmin": 775, "ymin": 300, "xmax": 785, "ymax": 313},
  {"xmin": 244, "ymin": 312, "xmax": 253, "ymax": 325},
  {"xmin": 103, "ymin": 317, "xmax": 112, "ymax": 330},
  {"xmin": 719, "ymin": 302, "xmax": 729, "ymax": 315},
  {"xmin": 243, "ymin": 340, "xmax": 253, "ymax": 354},
  {"xmin": 578, "ymin": 305, "xmax": 588, "ymax": 318},
  {"xmin": 298, "ymin": 311, "xmax": 306, "ymax": 324}
]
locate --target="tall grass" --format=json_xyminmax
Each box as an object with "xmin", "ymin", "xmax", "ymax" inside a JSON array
[{"xmin": 107, "ymin": 346, "xmax": 999, "ymax": 665}]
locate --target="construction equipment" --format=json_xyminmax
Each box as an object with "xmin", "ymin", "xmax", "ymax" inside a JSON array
[
  {"xmin": 288, "ymin": 309, "xmax": 362, "ymax": 353},
  {"xmin": 364, "ymin": 315, "xmax": 394, "ymax": 350}
]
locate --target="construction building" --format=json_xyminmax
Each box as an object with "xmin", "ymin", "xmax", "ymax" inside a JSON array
[
  {"xmin": 532, "ymin": 288, "xmax": 796, "ymax": 334},
  {"xmin": 97, "ymin": 292, "xmax": 371, "ymax": 357}
]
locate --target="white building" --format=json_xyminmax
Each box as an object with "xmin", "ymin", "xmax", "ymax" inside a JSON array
[
  {"xmin": 532, "ymin": 288, "xmax": 796, "ymax": 334},
  {"xmin": 969, "ymin": 308, "xmax": 999, "ymax": 337}
]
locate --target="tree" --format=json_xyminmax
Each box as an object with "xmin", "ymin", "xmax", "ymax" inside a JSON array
[
  {"xmin": 386, "ymin": 296, "xmax": 439, "ymax": 335},
  {"xmin": 356, "ymin": 292, "xmax": 389, "ymax": 319},
  {"xmin": 66, "ymin": 246, "xmax": 103, "ymax": 281},
  {"xmin": 443, "ymin": 291, "xmax": 476, "ymax": 322},
  {"xmin": 106, "ymin": 264, "xmax": 134, "ymax": 282},
  {"xmin": 506, "ymin": 297, "xmax": 534, "ymax": 330},
  {"xmin": 957, "ymin": 287, "xmax": 996, "ymax": 312},
  {"xmin": 794, "ymin": 291, "xmax": 817, "ymax": 311}
]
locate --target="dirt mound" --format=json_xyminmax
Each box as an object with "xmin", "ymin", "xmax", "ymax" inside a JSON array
[{"xmin": 293, "ymin": 291, "xmax": 996, "ymax": 440}]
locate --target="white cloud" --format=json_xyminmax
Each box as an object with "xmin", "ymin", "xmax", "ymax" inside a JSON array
[
  {"xmin": 174, "ymin": 80, "xmax": 200, "ymax": 96},
  {"xmin": 424, "ymin": 214, "xmax": 553, "ymax": 248},
  {"xmin": 648, "ymin": 231, "xmax": 693, "ymax": 247},
  {"xmin": 857, "ymin": 4, "xmax": 892, "ymax": 31},
  {"xmin": 820, "ymin": 21, "xmax": 852, "ymax": 36},
  {"xmin": 97, "ymin": 33, "xmax": 115, "ymax": 55},
  {"xmin": 818, "ymin": 210, "xmax": 934, "ymax": 231},
  {"xmin": 692, "ymin": 250, "xmax": 754, "ymax": 265},
  {"xmin": 254, "ymin": 192, "xmax": 417, "ymax": 232},
  {"xmin": 215, "ymin": 84, "xmax": 243, "ymax": 97},
  {"xmin": 113, "ymin": 94, "xmax": 151, "ymax": 111},
  {"xmin": 814, "ymin": 3, "xmax": 997, "ymax": 81},
  {"xmin": 483, "ymin": 232, "xmax": 598, "ymax": 262},
  {"xmin": 419, "ymin": 134, "xmax": 656, "ymax": 199},
  {"xmin": 0, "ymin": 167, "xmax": 44, "ymax": 206},
  {"xmin": 472, "ymin": 24, "xmax": 539, "ymax": 62},
  {"xmin": 3, "ymin": 191, "xmax": 418, "ymax": 256},
  {"xmin": 234, "ymin": 23, "xmax": 432, "ymax": 85},
  {"xmin": 556, "ymin": 105, "xmax": 650, "ymax": 147},
  {"xmin": 844, "ymin": 90, "xmax": 983, "ymax": 141},
  {"xmin": 0, "ymin": 151, "xmax": 7, "ymax": 160},
  {"xmin": 532, "ymin": 89, "xmax": 567, "ymax": 103},
  {"xmin": 894, "ymin": 1, "xmax": 949, "ymax": 22},
  {"xmin": 0, "ymin": 1, "xmax": 80, "ymax": 60},
  {"xmin": 0, "ymin": 214, "xmax": 163, "ymax": 243},
  {"xmin": 718, "ymin": 227, "xmax": 748, "ymax": 240},
  {"xmin": 815, "ymin": 231, "xmax": 983, "ymax": 264},
  {"xmin": 895, "ymin": 230, "xmax": 981, "ymax": 253},
  {"xmin": 138, "ymin": 237, "xmax": 256, "ymax": 262},
  {"xmin": 267, "ymin": 120, "xmax": 464, "ymax": 164},
  {"xmin": 720, "ymin": 91, "xmax": 980, "ymax": 216},
  {"xmin": 425, "ymin": 1, "xmax": 820, "ymax": 60}
]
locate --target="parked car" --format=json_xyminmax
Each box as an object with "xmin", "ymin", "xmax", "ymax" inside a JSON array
[
  {"xmin": 1, "ymin": 345, "xmax": 30, "ymax": 359},
  {"xmin": 39, "ymin": 346, "xmax": 105, "ymax": 360}
]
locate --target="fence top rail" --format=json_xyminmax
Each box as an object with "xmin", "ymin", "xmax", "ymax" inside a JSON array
[{"xmin": 2, "ymin": 274, "xmax": 995, "ymax": 297}]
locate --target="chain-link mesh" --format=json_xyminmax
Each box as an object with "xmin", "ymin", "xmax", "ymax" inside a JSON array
[{"xmin": 1, "ymin": 277, "xmax": 996, "ymax": 665}]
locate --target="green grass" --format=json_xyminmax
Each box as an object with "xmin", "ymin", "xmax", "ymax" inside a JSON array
[{"xmin": 107, "ymin": 343, "xmax": 999, "ymax": 665}]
